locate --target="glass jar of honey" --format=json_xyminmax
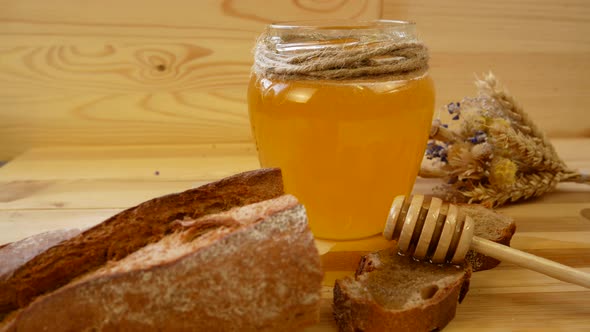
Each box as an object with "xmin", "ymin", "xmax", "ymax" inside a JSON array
[{"xmin": 248, "ymin": 20, "xmax": 435, "ymax": 240}]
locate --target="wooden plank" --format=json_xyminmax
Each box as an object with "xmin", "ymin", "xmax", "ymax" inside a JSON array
[
  {"xmin": 3, "ymin": 0, "xmax": 590, "ymax": 160},
  {"xmin": 306, "ymin": 287, "xmax": 590, "ymax": 332},
  {"xmin": 468, "ymin": 270, "xmax": 590, "ymax": 295},
  {"xmin": 429, "ymin": 53, "xmax": 590, "ymax": 138},
  {"xmin": 2, "ymin": 52, "xmax": 588, "ymax": 160},
  {"xmin": 1, "ymin": 138, "xmax": 586, "ymax": 181},
  {"xmin": 497, "ymin": 248, "xmax": 590, "ymax": 269},
  {"xmin": 0, "ymin": 179, "xmax": 203, "ymax": 210},
  {"xmin": 0, "ymin": 143, "xmax": 260, "ymax": 181},
  {"xmin": 384, "ymin": 0, "xmax": 590, "ymax": 138},
  {"xmin": 452, "ymin": 291, "xmax": 590, "ymax": 330},
  {"xmin": 511, "ymin": 232, "xmax": 590, "ymax": 250},
  {"xmin": 0, "ymin": 176, "xmax": 587, "ymax": 213},
  {"xmin": 500, "ymin": 202, "xmax": 590, "ymax": 225},
  {"xmin": 0, "ymin": 153, "xmax": 258, "ymax": 180},
  {"xmin": 385, "ymin": 0, "xmax": 590, "ymax": 53},
  {"xmin": 0, "ymin": 208, "xmax": 119, "ymax": 244},
  {"xmin": 0, "ymin": 0, "xmax": 382, "ymax": 160},
  {"xmin": 0, "ymin": 1, "xmax": 380, "ymax": 30}
]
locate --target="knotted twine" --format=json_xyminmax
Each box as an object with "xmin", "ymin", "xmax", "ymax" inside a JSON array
[{"xmin": 253, "ymin": 36, "xmax": 429, "ymax": 81}]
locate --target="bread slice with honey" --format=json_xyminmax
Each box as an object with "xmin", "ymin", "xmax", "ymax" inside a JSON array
[{"xmin": 333, "ymin": 248, "xmax": 471, "ymax": 332}]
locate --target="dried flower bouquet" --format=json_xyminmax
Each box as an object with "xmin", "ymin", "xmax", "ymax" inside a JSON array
[{"xmin": 421, "ymin": 73, "xmax": 589, "ymax": 207}]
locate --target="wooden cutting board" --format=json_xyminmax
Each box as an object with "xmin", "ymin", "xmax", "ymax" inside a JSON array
[{"xmin": 1, "ymin": 140, "xmax": 589, "ymax": 331}]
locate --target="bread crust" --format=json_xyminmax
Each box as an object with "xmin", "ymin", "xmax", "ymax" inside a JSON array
[
  {"xmin": 0, "ymin": 168, "xmax": 284, "ymax": 319},
  {"xmin": 460, "ymin": 204, "xmax": 517, "ymax": 272},
  {"xmin": 4, "ymin": 201, "xmax": 323, "ymax": 332},
  {"xmin": 333, "ymin": 249, "xmax": 471, "ymax": 332},
  {"xmin": 0, "ymin": 229, "xmax": 82, "ymax": 281}
]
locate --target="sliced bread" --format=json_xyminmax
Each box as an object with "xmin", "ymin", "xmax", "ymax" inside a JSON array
[
  {"xmin": 461, "ymin": 204, "xmax": 516, "ymax": 271},
  {"xmin": 333, "ymin": 248, "xmax": 471, "ymax": 332}
]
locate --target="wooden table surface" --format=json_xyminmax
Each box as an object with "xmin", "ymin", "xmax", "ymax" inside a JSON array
[{"xmin": 1, "ymin": 139, "xmax": 589, "ymax": 331}]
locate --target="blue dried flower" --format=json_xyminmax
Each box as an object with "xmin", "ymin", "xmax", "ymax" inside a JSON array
[
  {"xmin": 447, "ymin": 102, "xmax": 461, "ymax": 114},
  {"xmin": 425, "ymin": 141, "xmax": 448, "ymax": 163},
  {"xmin": 467, "ymin": 130, "xmax": 487, "ymax": 144},
  {"xmin": 447, "ymin": 102, "xmax": 461, "ymax": 120}
]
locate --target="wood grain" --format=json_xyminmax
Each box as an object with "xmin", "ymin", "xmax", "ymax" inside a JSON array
[
  {"xmin": 0, "ymin": 208, "xmax": 120, "ymax": 244},
  {"xmin": 0, "ymin": 179, "xmax": 203, "ymax": 209},
  {"xmin": 2, "ymin": 0, "xmax": 590, "ymax": 160},
  {"xmin": 384, "ymin": 0, "xmax": 590, "ymax": 138},
  {"xmin": 0, "ymin": 143, "xmax": 260, "ymax": 181},
  {"xmin": 0, "ymin": 0, "xmax": 381, "ymax": 160}
]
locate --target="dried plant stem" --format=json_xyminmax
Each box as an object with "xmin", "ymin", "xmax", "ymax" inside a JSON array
[
  {"xmin": 418, "ymin": 165, "xmax": 447, "ymax": 178},
  {"xmin": 429, "ymin": 120, "xmax": 461, "ymax": 143},
  {"xmin": 561, "ymin": 171, "xmax": 590, "ymax": 184}
]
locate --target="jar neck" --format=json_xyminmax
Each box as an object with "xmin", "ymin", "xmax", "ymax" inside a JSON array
[
  {"xmin": 264, "ymin": 20, "xmax": 418, "ymax": 54},
  {"xmin": 253, "ymin": 20, "xmax": 428, "ymax": 82}
]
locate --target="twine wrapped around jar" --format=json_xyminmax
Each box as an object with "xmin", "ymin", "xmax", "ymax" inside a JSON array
[{"xmin": 253, "ymin": 35, "xmax": 429, "ymax": 81}]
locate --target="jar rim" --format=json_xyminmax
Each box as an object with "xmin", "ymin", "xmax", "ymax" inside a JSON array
[{"xmin": 268, "ymin": 19, "xmax": 415, "ymax": 31}]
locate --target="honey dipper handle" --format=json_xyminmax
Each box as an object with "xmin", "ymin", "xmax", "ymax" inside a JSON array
[{"xmin": 471, "ymin": 236, "xmax": 590, "ymax": 289}]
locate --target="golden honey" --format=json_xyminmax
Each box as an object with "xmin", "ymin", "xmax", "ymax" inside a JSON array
[{"xmin": 248, "ymin": 74, "xmax": 435, "ymax": 239}]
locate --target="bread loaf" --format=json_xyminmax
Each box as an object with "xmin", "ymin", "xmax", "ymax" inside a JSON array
[
  {"xmin": 0, "ymin": 169, "xmax": 323, "ymax": 331},
  {"xmin": 0, "ymin": 168, "xmax": 282, "ymax": 317}
]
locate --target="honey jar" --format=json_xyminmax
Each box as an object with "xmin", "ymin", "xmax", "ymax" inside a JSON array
[{"xmin": 248, "ymin": 20, "xmax": 435, "ymax": 240}]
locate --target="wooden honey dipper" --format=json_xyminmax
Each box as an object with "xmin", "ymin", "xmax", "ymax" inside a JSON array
[{"xmin": 384, "ymin": 195, "xmax": 590, "ymax": 288}]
